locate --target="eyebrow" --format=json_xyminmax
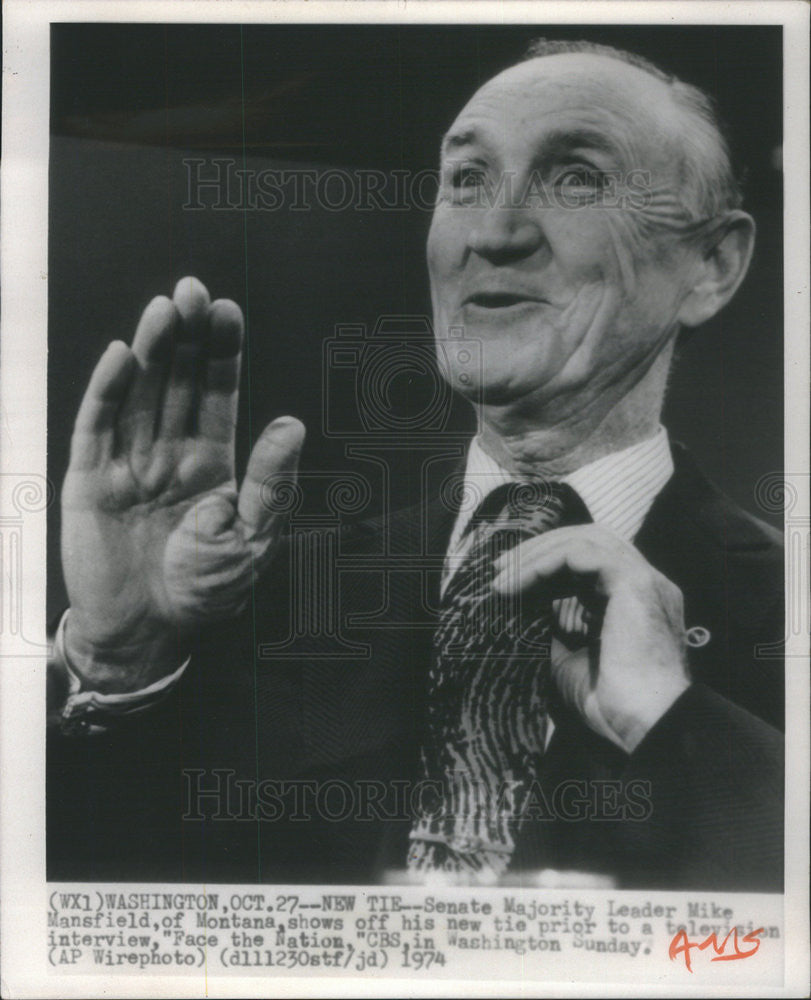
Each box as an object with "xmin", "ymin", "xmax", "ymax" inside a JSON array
[
  {"xmin": 441, "ymin": 125, "xmax": 624, "ymax": 164},
  {"xmin": 541, "ymin": 128, "xmax": 621, "ymax": 161},
  {"xmin": 441, "ymin": 128, "xmax": 483, "ymax": 155}
]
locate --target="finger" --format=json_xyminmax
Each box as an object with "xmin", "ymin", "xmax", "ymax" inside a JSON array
[
  {"xmin": 118, "ymin": 295, "xmax": 178, "ymax": 453},
  {"xmin": 492, "ymin": 537, "xmax": 587, "ymax": 594},
  {"xmin": 197, "ymin": 298, "xmax": 244, "ymax": 444},
  {"xmin": 493, "ymin": 525, "xmax": 621, "ymax": 568},
  {"xmin": 492, "ymin": 530, "xmax": 633, "ymax": 594},
  {"xmin": 158, "ymin": 276, "xmax": 211, "ymax": 439},
  {"xmin": 172, "ymin": 274, "xmax": 211, "ymax": 334},
  {"xmin": 550, "ymin": 637, "xmax": 593, "ymax": 707},
  {"xmin": 238, "ymin": 416, "xmax": 306, "ymax": 534},
  {"xmin": 70, "ymin": 341, "xmax": 137, "ymax": 469},
  {"xmin": 549, "ymin": 639, "xmax": 619, "ymax": 744}
]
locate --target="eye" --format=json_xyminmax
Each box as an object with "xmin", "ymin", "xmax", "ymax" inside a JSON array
[
  {"xmin": 443, "ymin": 163, "xmax": 490, "ymax": 204},
  {"xmin": 554, "ymin": 165, "xmax": 606, "ymax": 196},
  {"xmin": 561, "ymin": 169, "xmax": 589, "ymax": 186},
  {"xmin": 452, "ymin": 165, "xmax": 487, "ymax": 189}
]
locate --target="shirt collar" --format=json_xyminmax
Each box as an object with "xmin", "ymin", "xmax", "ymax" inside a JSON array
[{"xmin": 449, "ymin": 426, "xmax": 673, "ymax": 549}]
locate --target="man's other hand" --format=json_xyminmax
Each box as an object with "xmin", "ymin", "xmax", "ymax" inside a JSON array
[{"xmin": 492, "ymin": 525, "xmax": 691, "ymax": 753}]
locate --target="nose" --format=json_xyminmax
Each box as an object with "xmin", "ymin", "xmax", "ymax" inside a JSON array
[{"xmin": 467, "ymin": 206, "xmax": 544, "ymax": 263}]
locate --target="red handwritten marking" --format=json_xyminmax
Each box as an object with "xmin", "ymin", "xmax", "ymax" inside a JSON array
[{"xmin": 668, "ymin": 927, "xmax": 764, "ymax": 973}]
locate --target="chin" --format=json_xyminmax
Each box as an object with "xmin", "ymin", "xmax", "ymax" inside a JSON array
[
  {"xmin": 443, "ymin": 365, "xmax": 539, "ymax": 409},
  {"xmin": 434, "ymin": 313, "xmax": 563, "ymax": 401}
]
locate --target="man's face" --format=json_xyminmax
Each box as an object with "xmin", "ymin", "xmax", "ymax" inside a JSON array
[{"xmin": 428, "ymin": 53, "xmax": 704, "ymax": 416}]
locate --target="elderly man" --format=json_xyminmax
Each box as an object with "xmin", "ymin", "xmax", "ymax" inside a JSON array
[{"xmin": 48, "ymin": 40, "xmax": 783, "ymax": 890}]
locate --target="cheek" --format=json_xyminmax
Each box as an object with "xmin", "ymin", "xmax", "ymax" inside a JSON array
[
  {"xmin": 603, "ymin": 215, "xmax": 648, "ymax": 297},
  {"xmin": 541, "ymin": 212, "xmax": 627, "ymax": 310},
  {"xmin": 426, "ymin": 205, "xmax": 470, "ymax": 283},
  {"xmin": 549, "ymin": 206, "xmax": 666, "ymax": 301},
  {"xmin": 605, "ymin": 210, "xmax": 694, "ymax": 321}
]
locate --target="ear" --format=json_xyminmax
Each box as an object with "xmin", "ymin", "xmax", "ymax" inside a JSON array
[{"xmin": 676, "ymin": 210, "xmax": 756, "ymax": 328}]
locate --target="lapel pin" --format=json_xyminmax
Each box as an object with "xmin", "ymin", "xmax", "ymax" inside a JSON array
[{"xmin": 686, "ymin": 625, "xmax": 711, "ymax": 648}]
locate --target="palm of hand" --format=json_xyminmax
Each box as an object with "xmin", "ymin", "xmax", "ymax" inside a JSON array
[{"xmin": 61, "ymin": 277, "xmax": 303, "ymax": 667}]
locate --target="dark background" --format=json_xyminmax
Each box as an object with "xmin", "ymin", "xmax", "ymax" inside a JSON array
[{"xmin": 47, "ymin": 23, "xmax": 784, "ymax": 617}]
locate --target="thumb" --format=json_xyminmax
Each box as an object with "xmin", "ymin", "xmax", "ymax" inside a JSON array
[
  {"xmin": 238, "ymin": 416, "xmax": 305, "ymax": 534},
  {"xmin": 550, "ymin": 638, "xmax": 593, "ymax": 713},
  {"xmin": 551, "ymin": 639, "xmax": 620, "ymax": 747}
]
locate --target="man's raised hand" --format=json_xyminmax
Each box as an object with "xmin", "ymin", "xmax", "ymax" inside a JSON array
[{"xmin": 60, "ymin": 277, "xmax": 305, "ymax": 692}]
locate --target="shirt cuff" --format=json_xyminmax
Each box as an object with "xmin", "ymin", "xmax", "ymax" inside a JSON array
[{"xmin": 53, "ymin": 610, "xmax": 190, "ymax": 736}]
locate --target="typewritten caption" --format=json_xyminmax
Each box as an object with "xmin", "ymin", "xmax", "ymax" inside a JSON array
[{"xmin": 46, "ymin": 884, "xmax": 783, "ymax": 984}]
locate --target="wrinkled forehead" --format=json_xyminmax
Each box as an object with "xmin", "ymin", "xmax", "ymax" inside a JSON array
[{"xmin": 445, "ymin": 53, "xmax": 681, "ymax": 172}]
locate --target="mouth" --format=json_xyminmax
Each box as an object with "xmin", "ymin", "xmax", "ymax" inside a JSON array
[{"xmin": 463, "ymin": 292, "xmax": 546, "ymax": 309}]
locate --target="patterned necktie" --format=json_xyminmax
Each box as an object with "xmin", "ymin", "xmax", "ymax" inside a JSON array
[{"xmin": 408, "ymin": 479, "xmax": 591, "ymax": 882}]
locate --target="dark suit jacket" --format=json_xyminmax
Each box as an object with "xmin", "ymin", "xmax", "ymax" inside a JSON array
[{"xmin": 48, "ymin": 444, "xmax": 784, "ymax": 890}]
